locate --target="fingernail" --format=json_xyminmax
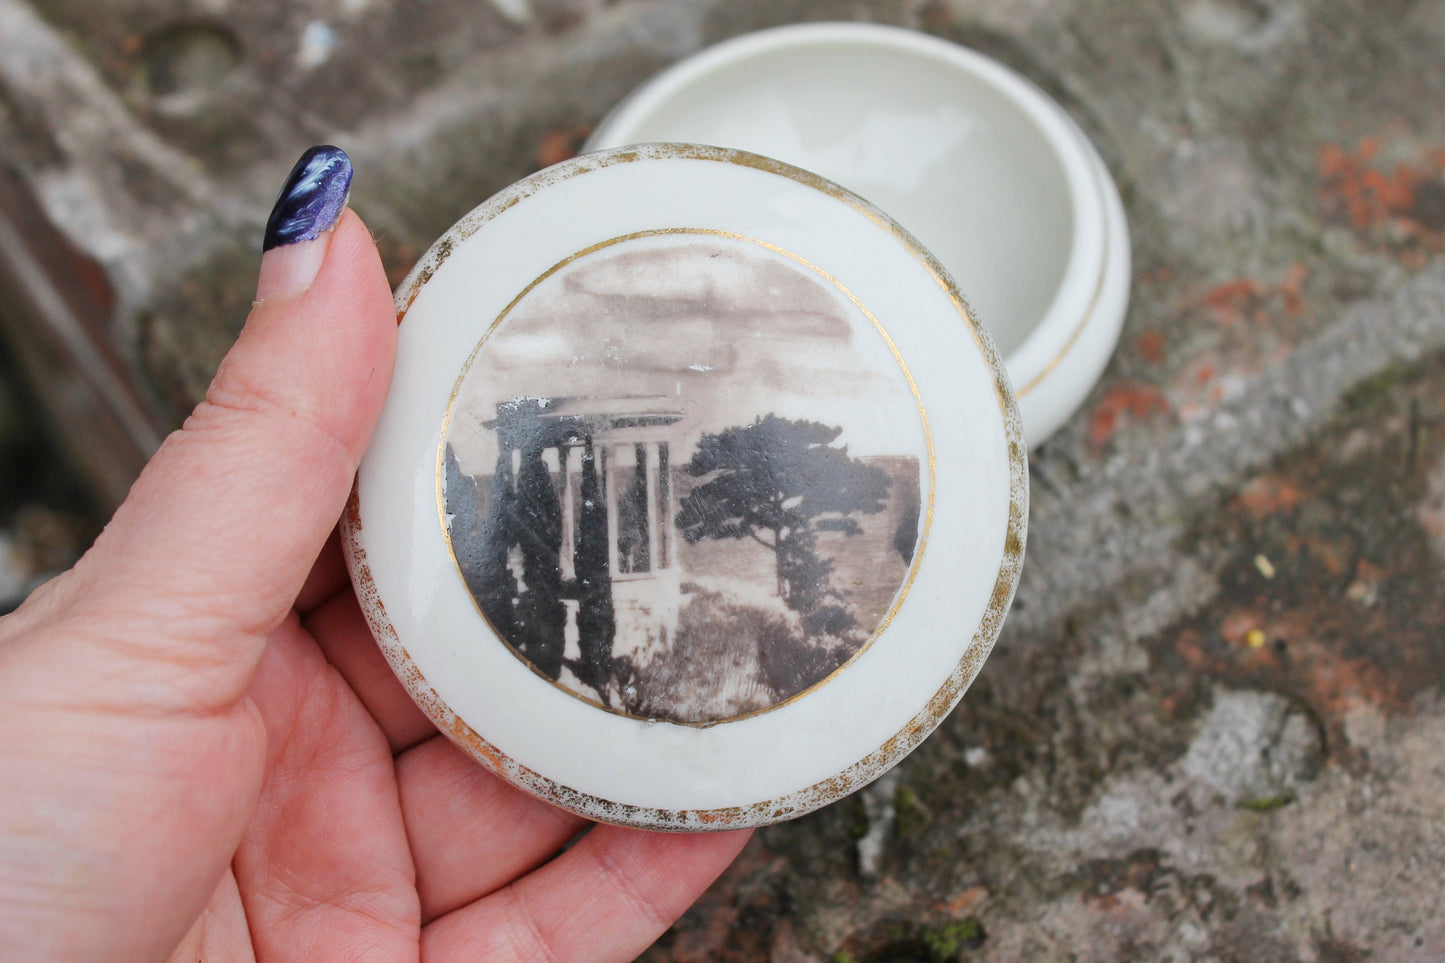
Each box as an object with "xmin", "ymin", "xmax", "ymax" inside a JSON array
[
  {"xmin": 263, "ymin": 145, "xmax": 352, "ymax": 252},
  {"xmin": 256, "ymin": 145, "xmax": 352, "ymax": 300}
]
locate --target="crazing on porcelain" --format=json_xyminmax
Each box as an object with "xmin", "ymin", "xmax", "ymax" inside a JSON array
[{"xmin": 440, "ymin": 231, "xmax": 929, "ymax": 724}]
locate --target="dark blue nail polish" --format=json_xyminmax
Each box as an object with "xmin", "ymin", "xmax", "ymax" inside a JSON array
[{"xmin": 262, "ymin": 145, "xmax": 353, "ymax": 252}]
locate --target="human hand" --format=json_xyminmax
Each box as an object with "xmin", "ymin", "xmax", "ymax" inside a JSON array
[{"xmin": 0, "ymin": 147, "xmax": 750, "ymax": 963}]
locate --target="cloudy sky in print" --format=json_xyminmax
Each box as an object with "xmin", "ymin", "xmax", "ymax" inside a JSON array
[{"xmin": 447, "ymin": 234, "xmax": 928, "ymax": 477}]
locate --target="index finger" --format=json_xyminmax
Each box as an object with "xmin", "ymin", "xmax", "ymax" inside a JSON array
[{"xmin": 421, "ymin": 824, "xmax": 751, "ymax": 962}]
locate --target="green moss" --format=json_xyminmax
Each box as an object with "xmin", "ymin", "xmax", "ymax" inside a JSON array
[
  {"xmin": 922, "ymin": 917, "xmax": 986, "ymax": 959},
  {"xmin": 845, "ymin": 797, "xmax": 869, "ymax": 840},
  {"xmin": 831, "ymin": 953, "xmax": 858, "ymax": 963},
  {"xmin": 1239, "ymin": 792, "xmax": 1296, "ymax": 811},
  {"xmin": 895, "ymin": 785, "xmax": 932, "ymax": 837},
  {"xmin": 1342, "ymin": 363, "xmax": 1421, "ymax": 411}
]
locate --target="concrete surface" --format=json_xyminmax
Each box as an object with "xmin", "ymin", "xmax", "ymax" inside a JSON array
[{"xmin": 2, "ymin": 0, "xmax": 1444, "ymax": 959}]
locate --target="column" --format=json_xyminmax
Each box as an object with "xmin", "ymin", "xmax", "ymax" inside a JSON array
[
  {"xmin": 604, "ymin": 444, "xmax": 618, "ymax": 578},
  {"xmin": 644, "ymin": 441, "xmax": 660, "ymax": 576},
  {"xmin": 560, "ymin": 444, "xmax": 579, "ymax": 581}
]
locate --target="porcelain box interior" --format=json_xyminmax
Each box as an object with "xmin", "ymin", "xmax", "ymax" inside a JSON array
[{"xmin": 586, "ymin": 22, "xmax": 1131, "ymax": 448}]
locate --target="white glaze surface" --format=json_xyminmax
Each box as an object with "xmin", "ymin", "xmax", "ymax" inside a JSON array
[
  {"xmin": 1013, "ymin": 116, "xmax": 1132, "ymax": 444},
  {"xmin": 349, "ymin": 146, "xmax": 1026, "ymax": 825},
  {"xmin": 586, "ymin": 23, "xmax": 1132, "ymax": 448}
]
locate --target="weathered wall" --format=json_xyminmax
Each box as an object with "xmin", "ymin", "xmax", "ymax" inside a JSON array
[{"xmin": 3, "ymin": 0, "xmax": 1445, "ymax": 958}]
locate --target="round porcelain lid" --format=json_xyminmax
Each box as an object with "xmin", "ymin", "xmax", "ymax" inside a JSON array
[{"xmin": 345, "ymin": 144, "xmax": 1027, "ymax": 829}]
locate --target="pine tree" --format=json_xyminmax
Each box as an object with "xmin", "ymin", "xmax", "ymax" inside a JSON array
[
  {"xmin": 469, "ymin": 446, "xmax": 519, "ymax": 642},
  {"xmin": 675, "ymin": 415, "xmax": 891, "ymax": 633},
  {"xmin": 512, "ymin": 444, "xmax": 566, "ymax": 679},
  {"xmin": 573, "ymin": 438, "xmax": 616, "ymax": 698}
]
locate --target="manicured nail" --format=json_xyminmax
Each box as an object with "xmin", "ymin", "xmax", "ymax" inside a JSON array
[
  {"xmin": 256, "ymin": 146, "xmax": 352, "ymax": 301},
  {"xmin": 263, "ymin": 145, "xmax": 353, "ymax": 251}
]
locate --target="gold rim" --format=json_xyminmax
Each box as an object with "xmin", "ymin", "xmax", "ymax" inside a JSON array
[{"xmin": 352, "ymin": 144, "xmax": 1028, "ymax": 829}]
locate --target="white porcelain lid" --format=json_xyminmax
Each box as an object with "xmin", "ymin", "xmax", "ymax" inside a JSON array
[{"xmin": 344, "ymin": 144, "xmax": 1027, "ymax": 829}]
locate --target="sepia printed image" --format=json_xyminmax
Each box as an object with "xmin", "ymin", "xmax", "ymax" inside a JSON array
[{"xmin": 442, "ymin": 232, "xmax": 929, "ymax": 724}]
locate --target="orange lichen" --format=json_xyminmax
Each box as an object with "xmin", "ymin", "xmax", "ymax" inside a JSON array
[
  {"xmin": 1137, "ymin": 330, "xmax": 1166, "ymax": 364},
  {"xmin": 1196, "ymin": 264, "xmax": 1309, "ymax": 327},
  {"xmin": 1201, "ymin": 278, "xmax": 1265, "ymax": 325},
  {"xmin": 942, "ymin": 886, "xmax": 990, "ymax": 915},
  {"xmin": 1236, "ymin": 474, "xmax": 1306, "ymax": 518},
  {"xmin": 1089, "ymin": 383, "xmax": 1170, "ymax": 445},
  {"xmin": 1301, "ymin": 650, "xmax": 1401, "ymax": 718},
  {"xmin": 1319, "ymin": 136, "xmax": 1445, "ymax": 249},
  {"xmin": 1319, "ymin": 141, "xmax": 1416, "ymax": 230},
  {"xmin": 1278, "ymin": 263, "xmax": 1309, "ymax": 315}
]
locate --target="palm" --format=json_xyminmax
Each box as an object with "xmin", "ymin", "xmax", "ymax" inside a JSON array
[{"xmin": 174, "ymin": 540, "xmax": 747, "ymax": 962}]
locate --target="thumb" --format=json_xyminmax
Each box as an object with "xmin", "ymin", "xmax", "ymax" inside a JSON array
[{"xmin": 44, "ymin": 146, "xmax": 397, "ymax": 708}]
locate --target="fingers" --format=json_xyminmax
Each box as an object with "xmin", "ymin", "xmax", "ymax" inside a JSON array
[
  {"xmin": 395, "ymin": 736, "xmax": 588, "ymax": 923},
  {"xmin": 307, "ymin": 584, "xmax": 734, "ymax": 938},
  {"xmin": 422, "ymin": 824, "xmax": 752, "ymax": 962},
  {"xmin": 307, "ymin": 595, "xmax": 590, "ymax": 922},
  {"xmin": 0, "ymin": 148, "xmax": 400, "ymax": 963},
  {"xmin": 55, "ymin": 205, "xmax": 396, "ymax": 711},
  {"xmin": 233, "ymin": 620, "xmax": 419, "ymax": 963},
  {"xmin": 304, "ymin": 590, "xmax": 434, "ymax": 752},
  {"xmin": 167, "ymin": 870, "xmax": 256, "ymax": 963}
]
